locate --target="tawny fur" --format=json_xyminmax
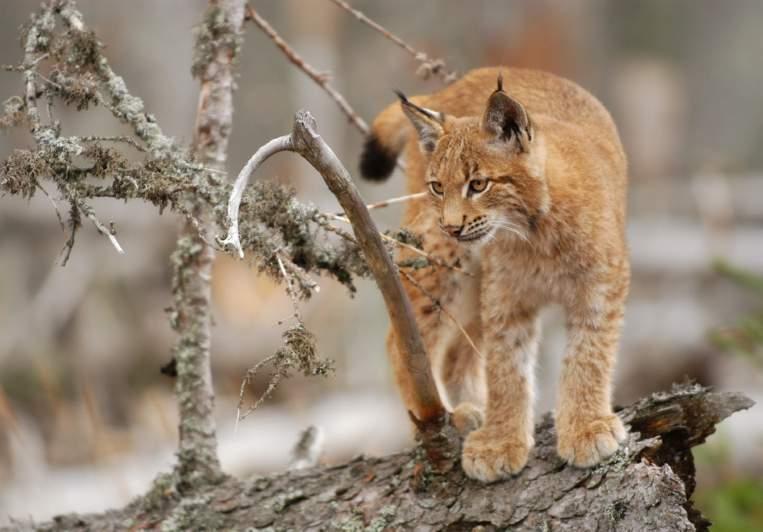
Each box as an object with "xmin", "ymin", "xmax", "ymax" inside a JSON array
[{"xmin": 363, "ymin": 67, "xmax": 629, "ymax": 482}]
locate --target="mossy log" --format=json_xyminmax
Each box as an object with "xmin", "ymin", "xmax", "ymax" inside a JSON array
[{"xmin": 26, "ymin": 383, "xmax": 752, "ymax": 532}]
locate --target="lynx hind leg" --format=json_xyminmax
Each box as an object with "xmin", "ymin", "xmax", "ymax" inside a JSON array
[
  {"xmin": 452, "ymin": 402, "xmax": 484, "ymax": 435},
  {"xmin": 389, "ymin": 225, "xmax": 473, "ymax": 421},
  {"xmin": 438, "ymin": 318, "xmax": 486, "ymax": 435}
]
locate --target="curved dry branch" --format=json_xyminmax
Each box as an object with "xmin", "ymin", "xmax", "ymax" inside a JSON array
[
  {"xmin": 224, "ymin": 110, "xmax": 445, "ymax": 427},
  {"xmin": 221, "ymin": 135, "xmax": 293, "ymax": 257}
]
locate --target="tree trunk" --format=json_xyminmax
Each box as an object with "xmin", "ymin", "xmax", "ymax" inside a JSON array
[
  {"xmin": 31, "ymin": 384, "xmax": 752, "ymax": 531},
  {"xmin": 171, "ymin": 0, "xmax": 246, "ymax": 486}
]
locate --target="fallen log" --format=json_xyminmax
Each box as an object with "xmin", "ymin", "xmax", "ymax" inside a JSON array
[{"xmin": 29, "ymin": 383, "xmax": 752, "ymax": 532}]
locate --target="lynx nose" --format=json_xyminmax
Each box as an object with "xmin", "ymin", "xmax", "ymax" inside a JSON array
[{"xmin": 441, "ymin": 224, "xmax": 463, "ymax": 237}]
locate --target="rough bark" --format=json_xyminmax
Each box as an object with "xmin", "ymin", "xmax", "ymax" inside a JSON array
[
  {"xmin": 26, "ymin": 383, "xmax": 752, "ymax": 531},
  {"xmin": 171, "ymin": 0, "xmax": 246, "ymax": 485}
]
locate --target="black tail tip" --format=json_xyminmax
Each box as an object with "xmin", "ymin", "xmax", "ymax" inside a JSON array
[{"xmin": 359, "ymin": 134, "xmax": 396, "ymax": 182}]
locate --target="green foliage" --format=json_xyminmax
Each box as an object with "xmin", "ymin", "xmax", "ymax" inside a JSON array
[
  {"xmin": 700, "ymin": 261, "xmax": 763, "ymax": 530},
  {"xmin": 696, "ymin": 477, "xmax": 763, "ymax": 532},
  {"xmin": 710, "ymin": 260, "xmax": 763, "ymax": 366}
]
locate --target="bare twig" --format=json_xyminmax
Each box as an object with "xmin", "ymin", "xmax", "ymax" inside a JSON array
[
  {"xmin": 365, "ymin": 191, "xmax": 427, "ymax": 211},
  {"xmin": 59, "ymin": 198, "xmax": 79, "ymax": 266},
  {"xmin": 245, "ymin": 4, "xmax": 369, "ymax": 135},
  {"xmin": 225, "ymin": 110, "xmax": 445, "ymax": 424},
  {"xmin": 327, "ymin": 0, "xmax": 457, "ymax": 83},
  {"xmin": 235, "ymin": 355, "xmax": 281, "ymax": 430},
  {"xmin": 276, "ymin": 250, "xmax": 302, "ymax": 321},
  {"xmin": 36, "ymin": 182, "xmax": 65, "ymax": 233},
  {"xmin": 281, "ymin": 253, "xmax": 321, "ymax": 294},
  {"xmin": 78, "ymin": 201, "xmax": 125, "ymax": 255},
  {"xmin": 332, "ymin": 191, "xmax": 427, "ymax": 216},
  {"xmin": 327, "ymin": 212, "xmax": 473, "ymax": 276},
  {"xmin": 221, "ymin": 135, "xmax": 293, "ymax": 257},
  {"xmin": 399, "ymin": 269, "xmax": 483, "ymax": 360}
]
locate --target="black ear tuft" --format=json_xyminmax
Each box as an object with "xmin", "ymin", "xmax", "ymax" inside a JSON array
[
  {"xmin": 393, "ymin": 89, "xmax": 409, "ymax": 103},
  {"xmin": 496, "ymin": 73, "xmax": 504, "ymax": 93},
  {"xmin": 360, "ymin": 134, "xmax": 397, "ymax": 181}
]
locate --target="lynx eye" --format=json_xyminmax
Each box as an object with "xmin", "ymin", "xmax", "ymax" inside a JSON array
[
  {"xmin": 428, "ymin": 181, "xmax": 444, "ymax": 196},
  {"xmin": 468, "ymin": 178, "xmax": 489, "ymax": 194}
]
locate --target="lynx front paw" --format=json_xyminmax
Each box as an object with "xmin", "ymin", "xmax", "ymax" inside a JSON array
[
  {"xmin": 452, "ymin": 402, "xmax": 484, "ymax": 436},
  {"xmin": 556, "ymin": 413, "xmax": 626, "ymax": 468},
  {"xmin": 461, "ymin": 426, "xmax": 532, "ymax": 482}
]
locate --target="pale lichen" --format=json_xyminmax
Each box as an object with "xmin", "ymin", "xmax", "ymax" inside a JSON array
[{"xmin": 0, "ymin": 95, "xmax": 26, "ymax": 129}]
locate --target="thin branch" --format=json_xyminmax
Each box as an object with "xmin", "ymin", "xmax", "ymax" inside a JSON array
[
  {"xmin": 245, "ymin": 4, "xmax": 369, "ymax": 135},
  {"xmin": 58, "ymin": 1, "xmax": 176, "ymax": 157},
  {"xmin": 36, "ymin": 182, "xmax": 65, "ymax": 233},
  {"xmin": 220, "ymin": 134, "xmax": 293, "ymax": 258},
  {"xmin": 276, "ymin": 250, "xmax": 302, "ymax": 321},
  {"xmin": 333, "ymin": 191, "xmax": 427, "ymax": 216},
  {"xmin": 22, "ymin": 5, "xmax": 54, "ymax": 141},
  {"xmin": 21, "ymin": 3, "xmax": 126, "ymax": 259},
  {"xmin": 225, "ymin": 110, "xmax": 445, "ymax": 425},
  {"xmin": 59, "ymin": 197, "xmax": 80, "ymax": 267},
  {"xmin": 76, "ymin": 135, "xmax": 147, "ymax": 153},
  {"xmin": 365, "ymin": 191, "xmax": 427, "ymax": 211},
  {"xmin": 78, "ymin": 201, "xmax": 125, "ymax": 255},
  {"xmin": 327, "ymin": 212, "xmax": 473, "ymax": 276},
  {"xmin": 327, "ymin": 0, "xmax": 457, "ymax": 83},
  {"xmin": 399, "ymin": 269, "xmax": 483, "ymax": 360},
  {"xmin": 281, "ymin": 253, "xmax": 321, "ymax": 294},
  {"xmin": 235, "ymin": 355, "xmax": 281, "ymax": 431}
]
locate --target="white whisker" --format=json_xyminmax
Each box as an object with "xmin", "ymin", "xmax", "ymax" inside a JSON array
[{"xmin": 491, "ymin": 220, "xmax": 530, "ymax": 244}]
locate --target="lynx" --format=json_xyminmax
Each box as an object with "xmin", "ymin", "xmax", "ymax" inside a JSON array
[{"xmin": 360, "ymin": 67, "xmax": 629, "ymax": 481}]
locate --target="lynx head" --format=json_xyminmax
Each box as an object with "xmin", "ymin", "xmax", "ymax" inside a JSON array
[{"xmin": 399, "ymin": 75, "xmax": 549, "ymax": 244}]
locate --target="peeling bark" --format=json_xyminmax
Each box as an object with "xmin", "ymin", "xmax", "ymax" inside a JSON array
[{"xmin": 28, "ymin": 384, "xmax": 753, "ymax": 532}]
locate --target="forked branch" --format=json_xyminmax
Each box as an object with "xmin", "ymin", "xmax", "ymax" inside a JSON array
[{"xmin": 223, "ymin": 111, "xmax": 445, "ymax": 425}]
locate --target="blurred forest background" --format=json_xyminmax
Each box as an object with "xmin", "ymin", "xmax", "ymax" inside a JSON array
[{"xmin": 1, "ymin": 0, "xmax": 762, "ymax": 529}]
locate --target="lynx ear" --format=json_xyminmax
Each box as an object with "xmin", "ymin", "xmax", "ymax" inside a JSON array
[
  {"xmin": 396, "ymin": 91, "xmax": 445, "ymax": 154},
  {"xmin": 481, "ymin": 74, "xmax": 532, "ymax": 152}
]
